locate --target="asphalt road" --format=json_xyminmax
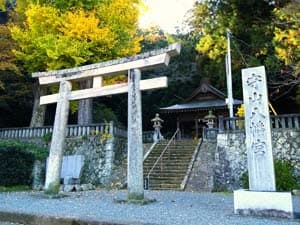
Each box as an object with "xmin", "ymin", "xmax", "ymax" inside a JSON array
[{"xmin": 0, "ymin": 190, "xmax": 299, "ymax": 225}]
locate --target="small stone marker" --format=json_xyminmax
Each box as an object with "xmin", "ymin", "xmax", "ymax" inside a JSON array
[
  {"xmin": 46, "ymin": 155, "xmax": 84, "ymax": 185},
  {"xmin": 234, "ymin": 66, "xmax": 294, "ymax": 218},
  {"xmin": 60, "ymin": 155, "xmax": 84, "ymax": 184}
]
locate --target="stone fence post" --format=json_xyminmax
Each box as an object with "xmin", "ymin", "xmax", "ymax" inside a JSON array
[
  {"xmin": 103, "ymin": 121, "xmax": 115, "ymax": 186},
  {"xmin": 218, "ymin": 116, "xmax": 224, "ymax": 133}
]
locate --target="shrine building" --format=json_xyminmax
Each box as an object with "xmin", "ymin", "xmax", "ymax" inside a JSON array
[{"xmin": 160, "ymin": 80, "xmax": 242, "ymax": 139}]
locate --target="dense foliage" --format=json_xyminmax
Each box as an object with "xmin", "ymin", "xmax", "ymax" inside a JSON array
[
  {"xmin": 189, "ymin": 0, "xmax": 299, "ymax": 112},
  {"xmin": 0, "ymin": 147, "xmax": 34, "ymax": 186},
  {"xmin": 0, "ymin": 141, "xmax": 48, "ymax": 160},
  {"xmin": 0, "ymin": 141, "xmax": 47, "ymax": 186},
  {"xmin": 0, "ymin": 0, "xmax": 298, "ymax": 128},
  {"xmin": 10, "ymin": 0, "xmax": 141, "ymax": 72}
]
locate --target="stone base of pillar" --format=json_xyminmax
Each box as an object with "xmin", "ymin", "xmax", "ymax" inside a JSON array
[{"xmin": 234, "ymin": 189, "xmax": 295, "ymax": 218}]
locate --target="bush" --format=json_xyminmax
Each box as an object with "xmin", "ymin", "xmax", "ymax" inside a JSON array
[
  {"xmin": 0, "ymin": 141, "xmax": 48, "ymax": 160},
  {"xmin": 275, "ymin": 160, "xmax": 298, "ymax": 191},
  {"xmin": 0, "ymin": 147, "xmax": 34, "ymax": 186},
  {"xmin": 0, "ymin": 141, "xmax": 48, "ymax": 187},
  {"xmin": 241, "ymin": 159, "xmax": 299, "ymax": 191}
]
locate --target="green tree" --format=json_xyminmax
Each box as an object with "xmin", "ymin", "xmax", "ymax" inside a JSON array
[
  {"xmin": 0, "ymin": 7, "xmax": 33, "ymax": 128},
  {"xmin": 189, "ymin": 0, "xmax": 280, "ymax": 96},
  {"xmin": 270, "ymin": 0, "xmax": 300, "ymax": 105}
]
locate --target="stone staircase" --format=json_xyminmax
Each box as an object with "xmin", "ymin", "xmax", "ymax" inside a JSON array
[{"xmin": 143, "ymin": 140, "xmax": 198, "ymax": 190}]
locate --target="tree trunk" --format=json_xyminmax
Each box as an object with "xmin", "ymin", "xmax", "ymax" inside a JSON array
[
  {"xmin": 30, "ymin": 81, "xmax": 46, "ymax": 127},
  {"xmin": 78, "ymin": 79, "xmax": 93, "ymax": 125}
]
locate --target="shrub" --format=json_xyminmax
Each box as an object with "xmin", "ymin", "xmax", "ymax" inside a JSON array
[
  {"xmin": 42, "ymin": 132, "xmax": 52, "ymax": 144},
  {"xmin": 0, "ymin": 141, "xmax": 48, "ymax": 160},
  {"xmin": 0, "ymin": 147, "xmax": 34, "ymax": 186},
  {"xmin": 0, "ymin": 141, "xmax": 48, "ymax": 187},
  {"xmin": 241, "ymin": 159, "xmax": 299, "ymax": 191},
  {"xmin": 275, "ymin": 160, "xmax": 298, "ymax": 191}
]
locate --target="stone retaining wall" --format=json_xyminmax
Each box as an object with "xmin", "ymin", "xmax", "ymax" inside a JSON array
[
  {"xmin": 1, "ymin": 135, "xmax": 127, "ymax": 187},
  {"xmin": 214, "ymin": 129, "xmax": 300, "ymax": 191}
]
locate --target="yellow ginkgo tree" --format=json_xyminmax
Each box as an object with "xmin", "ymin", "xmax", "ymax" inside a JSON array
[{"xmin": 10, "ymin": 0, "xmax": 142, "ymax": 126}]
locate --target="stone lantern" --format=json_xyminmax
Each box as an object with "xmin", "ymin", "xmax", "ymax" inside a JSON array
[
  {"xmin": 204, "ymin": 110, "xmax": 216, "ymax": 128},
  {"xmin": 151, "ymin": 113, "xmax": 164, "ymax": 142}
]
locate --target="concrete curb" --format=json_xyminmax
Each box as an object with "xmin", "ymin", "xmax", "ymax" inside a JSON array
[{"xmin": 0, "ymin": 211, "xmax": 157, "ymax": 225}]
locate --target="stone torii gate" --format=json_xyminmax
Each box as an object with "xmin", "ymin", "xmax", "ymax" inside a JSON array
[{"xmin": 32, "ymin": 43, "xmax": 181, "ymax": 200}]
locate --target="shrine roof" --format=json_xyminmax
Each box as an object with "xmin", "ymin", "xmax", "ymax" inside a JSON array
[{"xmin": 160, "ymin": 99, "xmax": 242, "ymax": 113}]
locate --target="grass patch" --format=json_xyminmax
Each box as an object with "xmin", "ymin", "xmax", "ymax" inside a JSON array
[{"xmin": 0, "ymin": 185, "xmax": 31, "ymax": 192}]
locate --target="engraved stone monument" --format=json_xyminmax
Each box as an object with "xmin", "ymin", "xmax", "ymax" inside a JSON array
[
  {"xmin": 234, "ymin": 66, "xmax": 294, "ymax": 218},
  {"xmin": 243, "ymin": 67, "xmax": 276, "ymax": 191}
]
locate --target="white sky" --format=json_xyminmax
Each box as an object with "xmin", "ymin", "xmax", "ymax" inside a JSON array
[{"xmin": 139, "ymin": 0, "xmax": 197, "ymax": 34}]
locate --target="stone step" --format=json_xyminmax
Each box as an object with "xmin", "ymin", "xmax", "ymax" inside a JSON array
[
  {"xmin": 145, "ymin": 172, "xmax": 186, "ymax": 176},
  {"xmin": 144, "ymin": 162, "xmax": 191, "ymax": 166},
  {"xmin": 144, "ymin": 156, "xmax": 192, "ymax": 165},
  {"xmin": 148, "ymin": 183, "xmax": 181, "ymax": 189},
  {"xmin": 144, "ymin": 156, "xmax": 192, "ymax": 161},
  {"xmin": 144, "ymin": 172, "xmax": 186, "ymax": 179},
  {"xmin": 144, "ymin": 171, "xmax": 187, "ymax": 176},
  {"xmin": 144, "ymin": 169, "xmax": 188, "ymax": 173},
  {"xmin": 147, "ymin": 179, "xmax": 183, "ymax": 184},
  {"xmin": 149, "ymin": 186, "xmax": 182, "ymax": 191},
  {"xmin": 144, "ymin": 167, "xmax": 189, "ymax": 172},
  {"xmin": 144, "ymin": 158, "xmax": 192, "ymax": 163},
  {"xmin": 148, "ymin": 150, "xmax": 195, "ymax": 154},
  {"xmin": 144, "ymin": 166, "xmax": 190, "ymax": 171},
  {"xmin": 146, "ymin": 153, "xmax": 194, "ymax": 158}
]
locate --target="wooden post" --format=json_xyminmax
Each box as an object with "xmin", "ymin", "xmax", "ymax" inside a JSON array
[
  {"xmin": 127, "ymin": 69, "xmax": 144, "ymax": 200},
  {"xmin": 44, "ymin": 80, "xmax": 72, "ymax": 193},
  {"xmin": 176, "ymin": 118, "xmax": 181, "ymax": 140},
  {"xmin": 195, "ymin": 119, "xmax": 198, "ymax": 139}
]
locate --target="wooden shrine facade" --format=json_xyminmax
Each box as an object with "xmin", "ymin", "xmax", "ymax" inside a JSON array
[{"xmin": 160, "ymin": 80, "xmax": 242, "ymax": 139}]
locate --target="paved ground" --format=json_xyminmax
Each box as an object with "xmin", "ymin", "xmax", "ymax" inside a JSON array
[
  {"xmin": 0, "ymin": 223, "xmax": 23, "ymax": 225},
  {"xmin": 0, "ymin": 190, "xmax": 299, "ymax": 225}
]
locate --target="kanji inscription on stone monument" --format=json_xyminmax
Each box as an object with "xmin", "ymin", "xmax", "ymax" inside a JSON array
[{"xmin": 242, "ymin": 66, "xmax": 276, "ymax": 191}]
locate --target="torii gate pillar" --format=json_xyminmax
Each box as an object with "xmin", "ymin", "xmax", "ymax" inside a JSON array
[
  {"xmin": 127, "ymin": 69, "xmax": 143, "ymax": 200},
  {"xmin": 45, "ymin": 80, "xmax": 72, "ymax": 193}
]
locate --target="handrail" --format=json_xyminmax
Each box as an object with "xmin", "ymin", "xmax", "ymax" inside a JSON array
[{"xmin": 146, "ymin": 128, "xmax": 179, "ymax": 184}]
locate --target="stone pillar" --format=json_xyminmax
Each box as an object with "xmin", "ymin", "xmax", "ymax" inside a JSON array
[
  {"xmin": 127, "ymin": 69, "xmax": 144, "ymax": 200},
  {"xmin": 32, "ymin": 160, "xmax": 43, "ymax": 190},
  {"xmin": 242, "ymin": 66, "xmax": 276, "ymax": 191},
  {"xmin": 103, "ymin": 121, "xmax": 115, "ymax": 186},
  {"xmin": 234, "ymin": 66, "xmax": 293, "ymax": 219},
  {"xmin": 45, "ymin": 80, "xmax": 72, "ymax": 193}
]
